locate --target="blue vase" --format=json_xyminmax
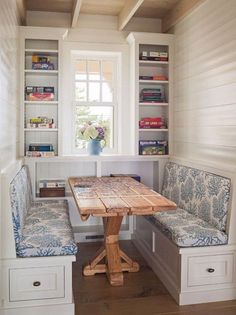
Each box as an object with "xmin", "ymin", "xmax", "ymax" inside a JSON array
[{"xmin": 87, "ymin": 139, "xmax": 102, "ymax": 155}]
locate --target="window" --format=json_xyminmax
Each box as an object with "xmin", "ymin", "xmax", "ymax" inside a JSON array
[{"xmin": 72, "ymin": 52, "xmax": 119, "ymax": 153}]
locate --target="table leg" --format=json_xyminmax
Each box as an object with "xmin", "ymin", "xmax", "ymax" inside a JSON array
[{"xmin": 83, "ymin": 216, "xmax": 139, "ymax": 286}]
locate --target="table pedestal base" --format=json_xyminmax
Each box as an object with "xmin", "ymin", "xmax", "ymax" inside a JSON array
[{"xmin": 83, "ymin": 216, "xmax": 139, "ymax": 286}]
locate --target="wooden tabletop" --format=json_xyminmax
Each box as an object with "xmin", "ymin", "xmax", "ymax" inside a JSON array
[{"xmin": 69, "ymin": 176, "xmax": 176, "ymax": 219}]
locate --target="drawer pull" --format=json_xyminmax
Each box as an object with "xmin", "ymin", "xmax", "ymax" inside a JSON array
[
  {"xmin": 207, "ymin": 268, "xmax": 215, "ymax": 273},
  {"xmin": 33, "ymin": 281, "xmax": 41, "ymax": 287}
]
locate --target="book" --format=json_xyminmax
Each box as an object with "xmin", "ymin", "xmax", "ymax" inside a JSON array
[
  {"xmin": 32, "ymin": 55, "xmax": 50, "ymax": 63},
  {"xmin": 32, "ymin": 62, "xmax": 55, "ymax": 70},
  {"xmin": 26, "ymin": 123, "xmax": 55, "ymax": 129},
  {"xmin": 139, "ymin": 117, "xmax": 165, "ymax": 129},
  {"xmin": 139, "ymin": 140, "xmax": 168, "ymax": 155},
  {"xmin": 29, "ymin": 143, "xmax": 54, "ymax": 151},
  {"xmin": 39, "ymin": 179, "xmax": 66, "ymax": 188},
  {"xmin": 25, "ymin": 86, "xmax": 54, "ymax": 94},
  {"xmin": 30, "ymin": 117, "xmax": 53, "ymax": 124},
  {"xmin": 26, "ymin": 151, "xmax": 55, "ymax": 157},
  {"xmin": 25, "ymin": 86, "xmax": 55, "ymax": 101}
]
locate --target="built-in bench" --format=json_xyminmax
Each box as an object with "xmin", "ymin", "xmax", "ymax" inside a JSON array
[
  {"xmin": 146, "ymin": 162, "xmax": 230, "ymax": 247},
  {"xmin": 134, "ymin": 159, "xmax": 236, "ymax": 306},
  {"xmin": 11, "ymin": 166, "xmax": 77, "ymax": 258},
  {"xmin": 1, "ymin": 162, "xmax": 77, "ymax": 315}
]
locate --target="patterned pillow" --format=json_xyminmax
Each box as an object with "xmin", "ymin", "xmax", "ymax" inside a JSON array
[
  {"xmin": 10, "ymin": 166, "xmax": 32, "ymax": 244},
  {"xmin": 162, "ymin": 162, "xmax": 231, "ymax": 232}
]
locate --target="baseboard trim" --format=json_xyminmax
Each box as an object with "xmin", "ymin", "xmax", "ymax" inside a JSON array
[
  {"xmin": 179, "ymin": 288, "xmax": 236, "ymax": 305},
  {"xmin": 1, "ymin": 303, "xmax": 75, "ymax": 315}
]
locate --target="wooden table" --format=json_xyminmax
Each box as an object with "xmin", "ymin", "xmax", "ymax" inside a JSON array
[{"xmin": 69, "ymin": 176, "xmax": 176, "ymax": 286}]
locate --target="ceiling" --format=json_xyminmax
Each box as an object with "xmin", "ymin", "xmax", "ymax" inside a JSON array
[
  {"xmin": 25, "ymin": 0, "xmax": 179, "ymax": 17},
  {"xmin": 23, "ymin": 0, "xmax": 204, "ymax": 32}
]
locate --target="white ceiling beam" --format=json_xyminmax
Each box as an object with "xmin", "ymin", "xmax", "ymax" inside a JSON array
[
  {"xmin": 162, "ymin": 0, "xmax": 206, "ymax": 33},
  {"xmin": 71, "ymin": 0, "xmax": 83, "ymax": 28},
  {"xmin": 118, "ymin": 0, "xmax": 145, "ymax": 31},
  {"xmin": 16, "ymin": 0, "xmax": 26, "ymax": 25}
]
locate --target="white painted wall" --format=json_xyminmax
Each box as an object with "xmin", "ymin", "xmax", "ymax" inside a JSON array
[
  {"xmin": 0, "ymin": 0, "xmax": 20, "ymax": 171},
  {"xmin": 0, "ymin": 0, "xmax": 20, "ymax": 306},
  {"xmin": 172, "ymin": 0, "xmax": 236, "ymax": 169}
]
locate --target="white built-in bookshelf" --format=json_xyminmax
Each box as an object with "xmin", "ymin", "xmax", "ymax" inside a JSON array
[
  {"xmin": 20, "ymin": 28, "xmax": 67, "ymax": 158},
  {"xmin": 127, "ymin": 32, "xmax": 174, "ymax": 157}
]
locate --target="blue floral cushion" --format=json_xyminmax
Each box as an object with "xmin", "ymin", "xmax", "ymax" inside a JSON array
[
  {"xmin": 162, "ymin": 162, "xmax": 231, "ymax": 232},
  {"xmin": 10, "ymin": 166, "xmax": 32, "ymax": 244},
  {"xmin": 146, "ymin": 208, "xmax": 228, "ymax": 247},
  {"xmin": 16, "ymin": 200, "xmax": 78, "ymax": 257}
]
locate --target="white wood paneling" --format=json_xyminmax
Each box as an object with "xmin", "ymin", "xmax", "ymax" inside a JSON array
[
  {"xmin": 172, "ymin": 0, "xmax": 236, "ymax": 168},
  {"xmin": 0, "ymin": 0, "xmax": 20, "ymax": 171},
  {"xmin": 0, "ymin": 0, "xmax": 20, "ymax": 306}
]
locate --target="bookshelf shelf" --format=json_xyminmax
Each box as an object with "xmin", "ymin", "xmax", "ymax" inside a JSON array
[
  {"xmin": 139, "ymin": 102, "xmax": 168, "ymax": 106},
  {"xmin": 24, "ymin": 128, "xmax": 58, "ymax": 132},
  {"xmin": 25, "ymin": 49, "xmax": 58, "ymax": 55},
  {"xmin": 139, "ymin": 80, "xmax": 169, "ymax": 84},
  {"xmin": 24, "ymin": 101, "xmax": 58, "ymax": 105},
  {"xmin": 139, "ymin": 60, "xmax": 168, "ymax": 66},
  {"xmin": 24, "ymin": 70, "xmax": 58, "ymax": 75},
  {"xmin": 139, "ymin": 129, "xmax": 169, "ymax": 132}
]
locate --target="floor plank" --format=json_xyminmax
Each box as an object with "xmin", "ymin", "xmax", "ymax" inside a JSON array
[{"xmin": 73, "ymin": 240, "xmax": 236, "ymax": 315}]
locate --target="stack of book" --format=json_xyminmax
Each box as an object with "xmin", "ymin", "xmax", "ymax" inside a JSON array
[
  {"xmin": 139, "ymin": 140, "xmax": 168, "ymax": 155},
  {"xmin": 39, "ymin": 179, "xmax": 66, "ymax": 188},
  {"xmin": 39, "ymin": 179, "xmax": 66, "ymax": 197},
  {"xmin": 139, "ymin": 117, "xmax": 166, "ymax": 129},
  {"xmin": 139, "ymin": 75, "xmax": 168, "ymax": 81},
  {"xmin": 26, "ymin": 143, "xmax": 55, "ymax": 157},
  {"xmin": 139, "ymin": 51, "xmax": 168, "ymax": 61},
  {"xmin": 32, "ymin": 55, "xmax": 55, "ymax": 70},
  {"xmin": 25, "ymin": 86, "xmax": 55, "ymax": 101},
  {"xmin": 26, "ymin": 117, "xmax": 55, "ymax": 129},
  {"xmin": 140, "ymin": 87, "xmax": 165, "ymax": 103}
]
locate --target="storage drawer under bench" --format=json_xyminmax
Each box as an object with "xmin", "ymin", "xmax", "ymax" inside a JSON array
[
  {"xmin": 9, "ymin": 266, "xmax": 65, "ymax": 301},
  {"xmin": 186, "ymin": 253, "xmax": 234, "ymax": 288}
]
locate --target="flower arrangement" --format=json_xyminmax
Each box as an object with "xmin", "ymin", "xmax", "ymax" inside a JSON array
[{"xmin": 79, "ymin": 122, "xmax": 106, "ymax": 142}]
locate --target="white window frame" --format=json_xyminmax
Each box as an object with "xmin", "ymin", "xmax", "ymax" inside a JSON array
[{"xmin": 71, "ymin": 50, "xmax": 120, "ymax": 154}]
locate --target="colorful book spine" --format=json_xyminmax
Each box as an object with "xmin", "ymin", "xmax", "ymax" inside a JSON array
[
  {"xmin": 29, "ymin": 143, "xmax": 54, "ymax": 151},
  {"xmin": 39, "ymin": 180, "xmax": 66, "ymax": 188},
  {"xmin": 26, "ymin": 151, "xmax": 55, "ymax": 157}
]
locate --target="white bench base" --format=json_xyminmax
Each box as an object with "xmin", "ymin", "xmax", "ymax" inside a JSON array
[
  {"xmin": 133, "ymin": 216, "xmax": 236, "ymax": 305},
  {"xmin": 1, "ymin": 303, "xmax": 74, "ymax": 315},
  {"xmin": 1, "ymin": 256, "xmax": 75, "ymax": 314}
]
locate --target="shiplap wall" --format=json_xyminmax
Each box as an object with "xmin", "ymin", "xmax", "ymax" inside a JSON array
[
  {"xmin": 173, "ymin": 0, "xmax": 236, "ymax": 169},
  {"xmin": 0, "ymin": 0, "xmax": 20, "ymax": 171},
  {"xmin": 0, "ymin": 0, "xmax": 20, "ymax": 304}
]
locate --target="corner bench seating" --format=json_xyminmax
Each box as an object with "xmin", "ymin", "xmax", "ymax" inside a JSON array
[
  {"xmin": 146, "ymin": 162, "xmax": 230, "ymax": 247},
  {"xmin": 10, "ymin": 166, "xmax": 78, "ymax": 257},
  {"xmin": 1, "ymin": 163, "xmax": 77, "ymax": 315},
  {"xmin": 134, "ymin": 160, "xmax": 236, "ymax": 306}
]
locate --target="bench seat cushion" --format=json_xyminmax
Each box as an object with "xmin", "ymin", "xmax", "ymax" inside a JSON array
[
  {"xmin": 162, "ymin": 162, "xmax": 231, "ymax": 233},
  {"xmin": 16, "ymin": 200, "xmax": 78, "ymax": 257},
  {"xmin": 146, "ymin": 208, "xmax": 228, "ymax": 247}
]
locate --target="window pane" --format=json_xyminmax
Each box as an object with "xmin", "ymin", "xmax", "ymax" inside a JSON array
[
  {"xmin": 75, "ymin": 106, "xmax": 113, "ymax": 149},
  {"xmin": 75, "ymin": 60, "xmax": 86, "ymax": 80},
  {"xmin": 102, "ymin": 82, "xmax": 113, "ymax": 102},
  {"xmin": 88, "ymin": 82, "xmax": 100, "ymax": 102},
  {"xmin": 88, "ymin": 60, "xmax": 100, "ymax": 80},
  {"xmin": 75, "ymin": 82, "xmax": 87, "ymax": 101},
  {"xmin": 102, "ymin": 61, "xmax": 113, "ymax": 81}
]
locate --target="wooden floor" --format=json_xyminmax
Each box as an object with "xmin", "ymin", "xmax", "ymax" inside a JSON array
[{"xmin": 73, "ymin": 240, "xmax": 236, "ymax": 315}]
